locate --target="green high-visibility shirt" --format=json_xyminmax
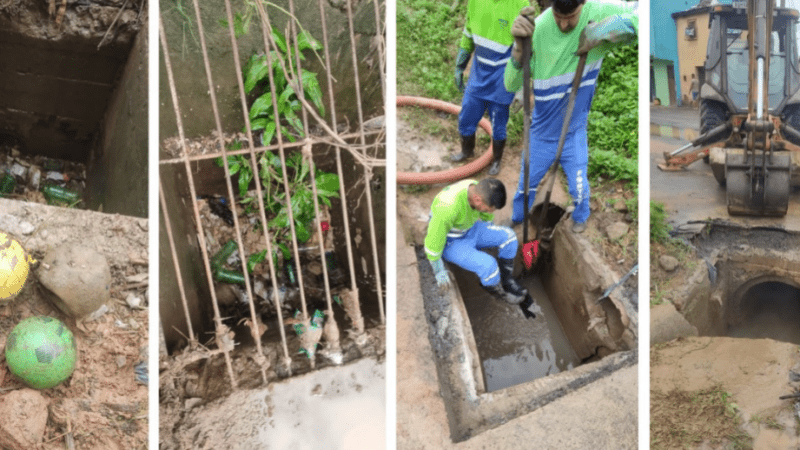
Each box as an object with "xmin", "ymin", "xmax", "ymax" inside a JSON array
[{"xmin": 424, "ymin": 179, "xmax": 494, "ymax": 261}]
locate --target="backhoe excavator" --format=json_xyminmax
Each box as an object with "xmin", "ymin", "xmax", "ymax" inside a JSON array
[{"xmin": 660, "ymin": 0, "xmax": 800, "ymax": 216}]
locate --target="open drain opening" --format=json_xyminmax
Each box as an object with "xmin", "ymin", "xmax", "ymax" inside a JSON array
[
  {"xmin": 0, "ymin": 1, "xmax": 147, "ymax": 216},
  {"xmin": 668, "ymin": 223, "xmax": 800, "ymax": 345},
  {"xmin": 727, "ymin": 282, "xmax": 800, "ymax": 344},
  {"xmin": 415, "ymin": 206, "xmax": 637, "ymax": 441}
]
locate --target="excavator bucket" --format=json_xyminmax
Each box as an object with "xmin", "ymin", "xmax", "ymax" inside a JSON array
[{"xmin": 725, "ymin": 151, "xmax": 791, "ymax": 216}]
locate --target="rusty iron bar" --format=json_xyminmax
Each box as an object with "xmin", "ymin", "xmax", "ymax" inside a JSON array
[
  {"xmin": 222, "ymin": 0, "xmax": 290, "ymax": 374},
  {"xmin": 345, "ymin": 0, "xmax": 385, "ymax": 324},
  {"xmin": 158, "ymin": 129, "xmax": 383, "ymax": 165},
  {"xmin": 158, "ymin": 181, "xmax": 196, "ymax": 346},
  {"xmin": 285, "ymin": 0, "xmax": 341, "ymax": 354},
  {"xmin": 159, "ymin": 17, "xmax": 238, "ymax": 389},
  {"xmin": 372, "ymin": 0, "xmax": 386, "ymax": 102},
  {"xmin": 317, "ymin": 0, "xmax": 360, "ymax": 300},
  {"xmin": 188, "ymin": 0, "xmax": 268, "ymax": 385},
  {"xmin": 254, "ymin": 2, "xmax": 311, "ymax": 323}
]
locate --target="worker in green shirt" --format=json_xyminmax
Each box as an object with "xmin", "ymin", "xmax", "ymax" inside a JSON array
[
  {"xmin": 451, "ymin": 0, "xmax": 529, "ymax": 175},
  {"xmin": 424, "ymin": 178, "xmax": 528, "ymax": 306}
]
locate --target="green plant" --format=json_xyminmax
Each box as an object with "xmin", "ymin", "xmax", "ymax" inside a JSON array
[
  {"xmin": 650, "ymin": 201, "xmax": 671, "ymax": 244},
  {"xmin": 243, "ymin": 28, "xmax": 325, "ymax": 145},
  {"xmin": 215, "ymin": 149, "xmax": 340, "ymax": 269},
  {"xmin": 222, "ymin": 7, "xmax": 326, "ymax": 145}
]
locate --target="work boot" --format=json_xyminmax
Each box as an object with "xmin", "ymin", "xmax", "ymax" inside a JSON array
[
  {"xmin": 451, "ymin": 134, "xmax": 476, "ymax": 162},
  {"xmin": 487, "ymin": 139, "xmax": 506, "ymax": 175},
  {"xmin": 497, "ymin": 258, "xmax": 527, "ymax": 297},
  {"xmin": 482, "ymin": 282, "xmax": 525, "ymax": 305}
]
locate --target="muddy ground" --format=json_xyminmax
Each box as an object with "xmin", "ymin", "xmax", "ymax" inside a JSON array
[
  {"xmin": 0, "ymin": 199, "xmax": 148, "ymax": 450},
  {"xmin": 396, "ymin": 105, "xmax": 639, "ymax": 446},
  {"xmin": 650, "ymin": 105, "xmax": 800, "ymax": 449}
]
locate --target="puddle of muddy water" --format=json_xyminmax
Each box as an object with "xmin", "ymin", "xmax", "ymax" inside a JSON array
[
  {"xmin": 727, "ymin": 282, "xmax": 800, "ymax": 344},
  {"xmin": 457, "ymin": 267, "xmax": 580, "ymax": 392}
]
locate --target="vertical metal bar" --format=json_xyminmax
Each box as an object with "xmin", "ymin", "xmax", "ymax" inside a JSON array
[
  {"xmin": 158, "ymin": 180, "xmax": 196, "ymax": 345},
  {"xmin": 189, "ymin": 0, "xmax": 268, "ymax": 385},
  {"xmin": 372, "ymin": 0, "xmax": 386, "ymax": 102},
  {"xmin": 345, "ymin": 0, "xmax": 385, "ymax": 323},
  {"xmin": 159, "ymin": 18, "xmax": 238, "ymax": 389},
  {"xmin": 288, "ymin": 0, "xmax": 310, "ymax": 137},
  {"xmin": 254, "ymin": 2, "xmax": 311, "ymax": 322},
  {"xmin": 222, "ymin": 0, "xmax": 292, "ymax": 369},
  {"xmin": 317, "ymin": 0, "xmax": 359, "ymax": 296}
]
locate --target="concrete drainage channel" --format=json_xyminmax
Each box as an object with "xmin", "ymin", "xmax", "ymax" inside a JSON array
[
  {"xmin": 416, "ymin": 215, "xmax": 638, "ymax": 442},
  {"xmin": 663, "ymin": 222, "xmax": 800, "ymax": 343},
  {"xmin": 0, "ymin": 1, "xmax": 147, "ymax": 217}
]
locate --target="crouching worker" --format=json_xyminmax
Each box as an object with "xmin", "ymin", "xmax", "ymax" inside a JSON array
[{"xmin": 424, "ymin": 178, "xmax": 526, "ymax": 305}]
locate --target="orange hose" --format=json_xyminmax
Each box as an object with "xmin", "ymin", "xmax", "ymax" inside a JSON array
[{"xmin": 397, "ymin": 96, "xmax": 493, "ymax": 185}]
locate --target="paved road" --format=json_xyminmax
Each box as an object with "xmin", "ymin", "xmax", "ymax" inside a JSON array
[
  {"xmin": 649, "ymin": 107, "xmax": 800, "ymax": 230},
  {"xmin": 650, "ymin": 105, "xmax": 698, "ymax": 130}
]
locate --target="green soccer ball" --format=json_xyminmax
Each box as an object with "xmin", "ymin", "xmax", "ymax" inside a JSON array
[{"xmin": 5, "ymin": 316, "xmax": 77, "ymax": 389}]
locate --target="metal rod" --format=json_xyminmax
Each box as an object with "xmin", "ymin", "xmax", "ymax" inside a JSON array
[
  {"xmin": 159, "ymin": 17, "xmax": 238, "ymax": 389},
  {"xmin": 346, "ymin": 0, "xmax": 385, "ymax": 324},
  {"xmin": 158, "ymin": 180, "xmax": 196, "ymax": 345}
]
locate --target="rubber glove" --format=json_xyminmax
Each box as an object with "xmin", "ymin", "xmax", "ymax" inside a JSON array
[
  {"xmin": 576, "ymin": 14, "xmax": 637, "ymax": 55},
  {"xmin": 429, "ymin": 258, "xmax": 451, "ymax": 291},
  {"xmin": 454, "ymin": 48, "xmax": 471, "ymax": 92},
  {"xmin": 510, "ymin": 6, "xmax": 537, "ymax": 63}
]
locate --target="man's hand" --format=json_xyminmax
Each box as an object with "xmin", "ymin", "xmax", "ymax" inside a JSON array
[
  {"xmin": 511, "ymin": 6, "xmax": 537, "ymax": 62},
  {"xmin": 429, "ymin": 258, "xmax": 452, "ymax": 292},
  {"xmin": 454, "ymin": 48, "xmax": 471, "ymax": 92}
]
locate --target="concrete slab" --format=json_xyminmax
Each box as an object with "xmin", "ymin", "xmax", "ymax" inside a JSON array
[{"xmin": 650, "ymin": 302, "xmax": 699, "ymax": 345}]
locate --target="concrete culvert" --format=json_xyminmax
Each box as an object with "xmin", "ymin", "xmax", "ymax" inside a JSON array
[
  {"xmin": 158, "ymin": 0, "xmax": 386, "ymax": 448},
  {"xmin": 0, "ymin": 0, "xmax": 147, "ymax": 217},
  {"xmin": 414, "ymin": 208, "xmax": 637, "ymax": 441}
]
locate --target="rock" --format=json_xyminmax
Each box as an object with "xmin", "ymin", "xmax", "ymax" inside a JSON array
[
  {"xmin": 0, "ymin": 389, "xmax": 48, "ymax": 449},
  {"xmin": 37, "ymin": 244, "xmax": 112, "ymax": 318},
  {"xmin": 613, "ymin": 200, "xmax": 628, "ymax": 213},
  {"xmin": 659, "ymin": 255, "xmax": 680, "ymax": 272},
  {"xmin": 650, "ymin": 302, "xmax": 699, "ymax": 345},
  {"xmin": 606, "ymin": 222, "xmax": 629, "ymax": 241}
]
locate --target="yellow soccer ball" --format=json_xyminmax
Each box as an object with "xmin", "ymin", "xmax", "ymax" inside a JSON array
[{"xmin": 0, "ymin": 233, "xmax": 35, "ymax": 301}]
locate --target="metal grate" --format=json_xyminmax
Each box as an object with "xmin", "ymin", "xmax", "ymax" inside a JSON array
[{"xmin": 159, "ymin": 0, "xmax": 385, "ymax": 389}]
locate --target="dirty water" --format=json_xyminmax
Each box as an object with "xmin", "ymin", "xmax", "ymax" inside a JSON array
[
  {"xmin": 727, "ymin": 282, "xmax": 800, "ymax": 345},
  {"xmin": 457, "ymin": 268, "xmax": 580, "ymax": 393}
]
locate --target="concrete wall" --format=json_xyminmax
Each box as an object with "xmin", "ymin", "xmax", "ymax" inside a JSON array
[
  {"xmin": 0, "ymin": 0, "xmax": 140, "ymax": 161},
  {"xmin": 675, "ymin": 12, "xmax": 710, "ymax": 104},
  {"xmin": 85, "ymin": 25, "xmax": 148, "ymax": 218},
  {"xmin": 652, "ymin": 59, "xmax": 673, "ymax": 106},
  {"xmin": 159, "ymin": 0, "xmax": 383, "ymax": 142}
]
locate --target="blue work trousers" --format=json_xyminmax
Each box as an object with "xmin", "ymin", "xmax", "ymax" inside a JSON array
[
  {"xmin": 458, "ymin": 93, "xmax": 510, "ymax": 141},
  {"xmin": 442, "ymin": 221, "xmax": 518, "ymax": 287},
  {"xmin": 512, "ymin": 127, "xmax": 591, "ymax": 224}
]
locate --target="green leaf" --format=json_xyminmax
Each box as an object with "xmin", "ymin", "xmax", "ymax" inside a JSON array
[
  {"xmin": 315, "ymin": 173, "xmax": 339, "ymax": 193},
  {"xmin": 237, "ymin": 163, "xmax": 253, "ymax": 197},
  {"xmin": 271, "ymin": 28, "xmax": 288, "ymax": 54},
  {"xmin": 249, "ymin": 93, "xmax": 274, "ymax": 121},
  {"xmin": 284, "ymin": 108, "xmax": 304, "ymax": 135},
  {"xmin": 277, "ymin": 243, "xmax": 291, "ymax": 260},
  {"xmin": 247, "ymin": 249, "xmax": 268, "ymax": 273},
  {"xmin": 301, "ymin": 69, "xmax": 325, "ymax": 116},
  {"xmin": 244, "ymin": 55, "xmax": 269, "ymax": 93},
  {"xmin": 260, "ymin": 121, "xmax": 277, "ymax": 146},
  {"xmin": 297, "ymin": 30, "xmax": 322, "ymax": 51},
  {"xmin": 294, "ymin": 219, "xmax": 311, "ymax": 242}
]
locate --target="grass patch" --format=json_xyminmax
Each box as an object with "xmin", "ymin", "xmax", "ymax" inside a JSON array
[{"xmin": 652, "ymin": 385, "xmax": 753, "ymax": 450}]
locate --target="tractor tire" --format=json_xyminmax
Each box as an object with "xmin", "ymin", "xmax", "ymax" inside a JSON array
[
  {"xmin": 700, "ymin": 99, "xmax": 728, "ymax": 164},
  {"xmin": 783, "ymin": 104, "xmax": 800, "ymax": 146}
]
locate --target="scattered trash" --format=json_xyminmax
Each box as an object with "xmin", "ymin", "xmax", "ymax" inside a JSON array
[
  {"xmin": 134, "ymin": 360, "xmax": 148, "ymax": 385},
  {"xmin": 87, "ymin": 304, "xmax": 109, "ymax": 321}
]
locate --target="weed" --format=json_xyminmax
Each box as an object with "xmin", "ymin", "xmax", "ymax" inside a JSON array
[{"xmin": 650, "ymin": 201, "xmax": 671, "ymax": 244}]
